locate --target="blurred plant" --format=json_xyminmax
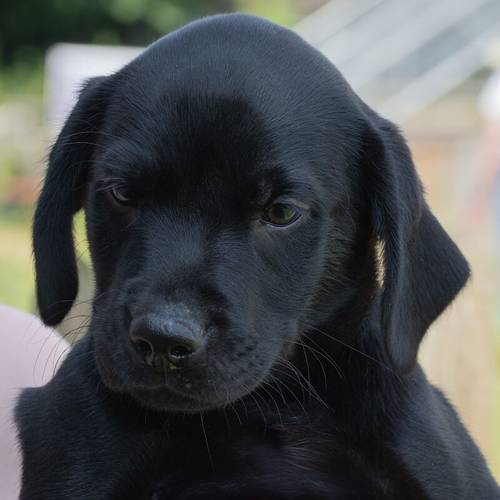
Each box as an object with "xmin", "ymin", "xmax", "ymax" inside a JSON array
[
  {"xmin": 0, "ymin": 0, "xmax": 306, "ymax": 100},
  {"xmin": 0, "ymin": 0, "xmax": 302, "ymax": 70},
  {"xmin": 0, "ymin": 1, "xmax": 232, "ymax": 66}
]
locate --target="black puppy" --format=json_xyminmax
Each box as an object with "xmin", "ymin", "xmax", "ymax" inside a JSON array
[{"xmin": 16, "ymin": 14, "xmax": 499, "ymax": 500}]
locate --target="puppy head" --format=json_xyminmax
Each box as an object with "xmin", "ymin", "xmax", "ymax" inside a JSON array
[{"xmin": 33, "ymin": 14, "xmax": 469, "ymax": 411}]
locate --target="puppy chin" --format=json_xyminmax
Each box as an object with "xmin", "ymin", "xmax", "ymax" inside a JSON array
[
  {"xmin": 93, "ymin": 344, "xmax": 229, "ymax": 412},
  {"xmin": 128, "ymin": 387, "xmax": 221, "ymax": 413}
]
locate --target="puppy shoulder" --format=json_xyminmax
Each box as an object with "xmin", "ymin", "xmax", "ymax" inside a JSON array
[{"xmin": 390, "ymin": 369, "xmax": 499, "ymax": 498}]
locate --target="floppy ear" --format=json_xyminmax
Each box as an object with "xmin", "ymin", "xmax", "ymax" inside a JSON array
[
  {"xmin": 33, "ymin": 76, "xmax": 108, "ymax": 325},
  {"xmin": 361, "ymin": 109, "xmax": 470, "ymax": 373}
]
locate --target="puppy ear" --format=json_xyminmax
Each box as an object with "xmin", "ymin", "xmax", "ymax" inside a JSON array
[
  {"xmin": 33, "ymin": 77, "xmax": 108, "ymax": 325},
  {"xmin": 362, "ymin": 109, "xmax": 470, "ymax": 373}
]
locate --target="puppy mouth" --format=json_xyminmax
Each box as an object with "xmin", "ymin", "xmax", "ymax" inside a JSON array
[
  {"xmin": 94, "ymin": 339, "xmax": 260, "ymax": 412},
  {"xmin": 94, "ymin": 345, "xmax": 201, "ymax": 403}
]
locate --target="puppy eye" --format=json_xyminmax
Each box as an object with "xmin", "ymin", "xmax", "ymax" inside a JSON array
[
  {"xmin": 108, "ymin": 185, "xmax": 133, "ymax": 206},
  {"xmin": 262, "ymin": 203, "xmax": 301, "ymax": 227}
]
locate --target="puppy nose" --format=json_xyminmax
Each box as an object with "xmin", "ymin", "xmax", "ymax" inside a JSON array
[{"xmin": 129, "ymin": 312, "xmax": 204, "ymax": 368}]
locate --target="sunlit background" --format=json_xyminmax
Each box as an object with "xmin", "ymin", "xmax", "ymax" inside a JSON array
[{"xmin": 1, "ymin": 0, "xmax": 499, "ymax": 477}]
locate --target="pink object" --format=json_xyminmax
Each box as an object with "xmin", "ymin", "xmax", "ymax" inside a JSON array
[{"xmin": 0, "ymin": 305, "xmax": 69, "ymax": 499}]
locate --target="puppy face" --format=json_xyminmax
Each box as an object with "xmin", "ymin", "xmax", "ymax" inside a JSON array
[
  {"xmin": 86, "ymin": 90, "xmax": 345, "ymax": 411},
  {"xmin": 33, "ymin": 14, "xmax": 469, "ymax": 412}
]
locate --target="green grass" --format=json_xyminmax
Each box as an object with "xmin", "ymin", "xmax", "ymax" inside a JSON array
[{"xmin": 0, "ymin": 211, "xmax": 34, "ymax": 311}]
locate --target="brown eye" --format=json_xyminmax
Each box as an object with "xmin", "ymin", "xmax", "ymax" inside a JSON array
[
  {"xmin": 262, "ymin": 203, "xmax": 301, "ymax": 227},
  {"xmin": 109, "ymin": 185, "xmax": 132, "ymax": 206}
]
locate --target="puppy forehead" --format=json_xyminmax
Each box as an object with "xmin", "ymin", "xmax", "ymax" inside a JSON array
[
  {"xmin": 95, "ymin": 13, "xmax": 352, "ymax": 201},
  {"xmin": 98, "ymin": 91, "xmax": 290, "ymax": 194}
]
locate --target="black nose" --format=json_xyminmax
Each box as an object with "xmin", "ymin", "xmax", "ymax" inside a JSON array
[{"xmin": 129, "ymin": 312, "xmax": 204, "ymax": 369}]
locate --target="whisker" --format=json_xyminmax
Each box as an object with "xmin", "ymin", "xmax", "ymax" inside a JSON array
[
  {"xmin": 303, "ymin": 323, "xmax": 396, "ymax": 375},
  {"xmin": 199, "ymin": 413, "xmax": 214, "ymax": 472},
  {"xmin": 301, "ymin": 336, "xmax": 344, "ymax": 380},
  {"xmin": 257, "ymin": 381, "xmax": 284, "ymax": 427},
  {"xmin": 275, "ymin": 358, "xmax": 330, "ymax": 410}
]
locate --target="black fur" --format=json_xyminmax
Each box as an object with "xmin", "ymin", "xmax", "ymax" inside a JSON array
[{"xmin": 17, "ymin": 14, "xmax": 499, "ymax": 499}]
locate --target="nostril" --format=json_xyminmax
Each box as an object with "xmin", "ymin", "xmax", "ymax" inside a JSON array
[
  {"xmin": 130, "ymin": 312, "xmax": 205, "ymax": 368},
  {"xmin": 167, "ymin": 343, "xmax": 195, "ymax": 361},
  {"xmin": 131, "ymin": 337, "xmax": 155, "ymax": 365}
]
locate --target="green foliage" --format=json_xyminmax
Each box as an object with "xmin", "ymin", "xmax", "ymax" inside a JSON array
[
  {"xmin": 0, "ymin": 60, "xmax": 43, "ymax": 100},
  {"xmin": 0, "ymin": 0, "xmax": 301, "ymax": 70},
  {"xmin": 235, "ymin": 0, "xmax": 299, "ymax": 27},
  {"xmin": 0, "ymin": 0, "xmax": 236, "ymax": 67},
  {"xmin": 0, "ymin": 212, "xmax": 34, "ymax": 312}
]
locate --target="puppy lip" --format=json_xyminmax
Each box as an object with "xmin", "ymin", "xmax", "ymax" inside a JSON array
[{"xmin": 120, "ymin": 370, "xmax": 264, "ymax": 411}]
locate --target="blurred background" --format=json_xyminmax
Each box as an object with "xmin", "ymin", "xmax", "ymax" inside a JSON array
[{"xmin": 0, "ymin": 0, "xmax": 499, "ymax": 477}]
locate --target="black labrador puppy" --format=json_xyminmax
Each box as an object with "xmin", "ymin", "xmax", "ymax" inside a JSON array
[{"xmin": 16, "ymin": 14, "xmax": 499, "ymax": 500}]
